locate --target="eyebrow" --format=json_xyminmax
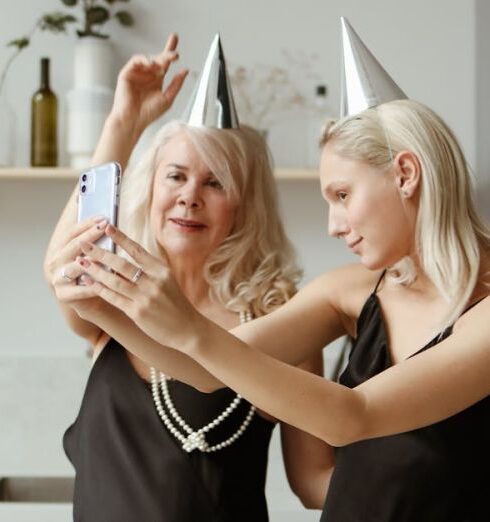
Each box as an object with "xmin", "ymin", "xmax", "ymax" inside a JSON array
[
  {"xmin": 163, "ymin": 163, "xmax": 217, "ymax": 178},
  {"xmin": 165, "ymin": 163, "xmax": 188, "ymax": 170}
]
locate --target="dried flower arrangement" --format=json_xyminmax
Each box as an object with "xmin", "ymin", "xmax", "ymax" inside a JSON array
[{"xmin": 228, "ymin": 49, "xmax": 324, "ymax": 131}]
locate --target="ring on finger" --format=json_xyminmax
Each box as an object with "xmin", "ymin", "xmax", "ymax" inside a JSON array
[
  {"xmin": 61, "ymin": 266, "xmax": 75, "ymax": 283},
  {"xmin": 131, "ymin": 266, "xmax": 143, "ymax": 284}
]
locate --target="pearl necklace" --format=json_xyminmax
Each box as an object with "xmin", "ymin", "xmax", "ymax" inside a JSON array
[{"xmin": 150, "ymin": 309, "xmax": 256, "ymax": 453}]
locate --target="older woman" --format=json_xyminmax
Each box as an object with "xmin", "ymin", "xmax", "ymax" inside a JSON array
[
  {"xmin": 76, "ymin": 22, "xmax": 490, "ymax": 522},
  {"xmin": 44, "ymin": 34, "xmax": 332, "ymax": 521}
]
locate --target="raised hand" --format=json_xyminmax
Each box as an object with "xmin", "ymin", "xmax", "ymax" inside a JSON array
[
  {"xmin": 77, "ymin": 225, "xmax": 201, "ymax": 348},
  {"xmin": 110, "ymin": 33, "xmax": 188, "ymax": 138}
]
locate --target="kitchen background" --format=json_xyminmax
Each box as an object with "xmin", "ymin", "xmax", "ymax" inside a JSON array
[{"xmin": 1, "ymin": 0, "xmax": 489, "ymax": 520}]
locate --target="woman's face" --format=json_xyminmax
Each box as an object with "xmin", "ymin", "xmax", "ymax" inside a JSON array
[
  {"xmin": 319, "ymin": 142, "xmax": 415, "ymax": 270},
  {"xmin": 150, "ymin": 132, "xmax": 238, "ymax": 261}
]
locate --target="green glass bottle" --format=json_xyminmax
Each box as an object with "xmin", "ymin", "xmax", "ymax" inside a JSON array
[{"xmin": 31, "ymin": 57, "xmax": 58, "ymax": 167}]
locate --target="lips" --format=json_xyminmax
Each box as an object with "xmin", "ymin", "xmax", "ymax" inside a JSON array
[
  {"xmin": 169, "ymin": 218, "xmax": 206, "ymax": 229},
  {"xmin": 347, "ymin": 238, "xmax": 362, "ymax": 249}
]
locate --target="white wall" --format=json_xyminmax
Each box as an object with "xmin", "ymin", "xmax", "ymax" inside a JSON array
[
  {"xmin": 0, "ymin": 1, "xmax": 486, "ymax": 520},
  {"xmin": 0, "ymin": 0, "xmax": 478, "ymax": 169},
  {"xmin": 475, "ymin": 0, "xmax": 490, "ymax": 220}
]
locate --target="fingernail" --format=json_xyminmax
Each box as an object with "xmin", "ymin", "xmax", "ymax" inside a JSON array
[
  {"xmin": 78, "ymin": 258, "xmax": 90, "ymax": 268},
  {"xmin": 80, "ymin": 241, "xmax": 94, "ymax": 253},
  {"xmin": 106, "ymin": 224, "xmax": 115, "ymax": 235}
]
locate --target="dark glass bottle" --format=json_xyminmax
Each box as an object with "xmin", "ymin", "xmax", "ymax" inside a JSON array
[{"xmin": 31, "ymin": 57, "xmax": 58, "ymax": 167}]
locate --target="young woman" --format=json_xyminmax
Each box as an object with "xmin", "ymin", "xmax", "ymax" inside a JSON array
[
  {"xmin": 44, "ymin": 34, "xmax": 332, "ymax": 521},
  {"xmin": 78, "ymin": 97, "xmax": 490, "ymax": 521}
]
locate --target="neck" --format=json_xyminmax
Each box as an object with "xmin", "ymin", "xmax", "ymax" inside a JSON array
[{"xmin": 168, "ymin": 254, "xmax": 211, "ymax": 307}]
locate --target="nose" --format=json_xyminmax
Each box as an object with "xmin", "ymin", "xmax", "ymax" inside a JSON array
[
  {"xmin": 327, "ymin": 206, "xmax": 349, "ymax": 238},
  {"xmin": 178, "ymin": 182, "xmax": 203, "ymax": 210}
]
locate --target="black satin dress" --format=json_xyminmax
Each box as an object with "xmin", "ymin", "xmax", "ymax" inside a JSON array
[
  {"xmin": 63, "ymin": 338, "xmax": 275, "ymax": 522},
  {"xmin": 321, "ymin": 276, "xmax": 490, "ymax": 522}
]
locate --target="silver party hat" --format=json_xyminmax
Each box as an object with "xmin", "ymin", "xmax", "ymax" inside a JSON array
[
  {"xmin": 182, "ymin": 34, "xmax": 239, "ymax": 128},
  {"xmin": 340, "ymin": 17, "xmax": 407, "ymax": 118}
]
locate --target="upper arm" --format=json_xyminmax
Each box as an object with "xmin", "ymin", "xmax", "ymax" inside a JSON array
[
  {"xmin": 231, "ymin": 264, "xmax": 375, "ymax": 366},
  {"xmin": 355, "ymin": 297, "xmax": 490, "ymax": 441}
]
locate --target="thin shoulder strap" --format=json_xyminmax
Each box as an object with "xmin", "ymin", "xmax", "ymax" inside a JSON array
[{"xmin": 373, "ymin": 269, "xmax": 387, "ymax": 294}]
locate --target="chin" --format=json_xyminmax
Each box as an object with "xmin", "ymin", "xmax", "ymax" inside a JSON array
[{"xmin": 359, "ymin": 253, "xmax": 389, "ymax": 271}]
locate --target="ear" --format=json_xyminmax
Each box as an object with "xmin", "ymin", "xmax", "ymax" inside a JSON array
[{"xmin": 393, "ymin": 150, "xmax": 421, "ymax": 199}]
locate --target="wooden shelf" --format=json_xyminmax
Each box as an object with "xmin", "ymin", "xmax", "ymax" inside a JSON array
[
  {"xmin": 0, "ymin": 168, "xmax": 79, "ymax": 180},
  {"xmin": 0, "ymin": 167, "xmax": 318, "ymax": 181}
]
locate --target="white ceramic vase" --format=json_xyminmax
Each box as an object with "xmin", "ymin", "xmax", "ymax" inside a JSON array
[{"xmin": 66, "ymin": 37, "xmax": 115, "ymax": 169}]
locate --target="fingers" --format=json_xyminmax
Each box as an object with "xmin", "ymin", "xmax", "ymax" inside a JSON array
[
  {"xmin": 90, "ymin": 282, "xmax": 133, "ymax": 317},
  {"xmin": 79, "ymin": 240, "xmax": 143, "ymax": 284},
  {"xmin": 163, "ymin": 33, "xmax": 179, "ymax": 53},
  {"xmin": 54, "ymin": 277, "xmax": 100, "ymax": 303},
  {"xmin": 60, "ymin": 220, "xmax": 107, "ymax": 267},
  {"xmin": 105, "ymin": 225, "xmax": 167, "ymax": 271},
  {"xmin": 55, "ymin": 261, "xmax": 85, "ymax": 286},
  {"xmin": 162, "ymin": 69, "xmax": 189, "ymax": 109},
  {"xmin": 77, "ymin": 257, "xmax": 138, "ymax": 301}
]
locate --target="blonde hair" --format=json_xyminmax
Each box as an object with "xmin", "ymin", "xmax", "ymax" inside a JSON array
[
  {"xmin": 321, "ymin": 99, "xmax": 490, "ymax": 327},
  {"xmin": 118, "ymin": 121, "xmax": 301, "ymax": 317}
]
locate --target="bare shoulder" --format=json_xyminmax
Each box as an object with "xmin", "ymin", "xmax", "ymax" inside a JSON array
[
  {"xmin": 454, "ymin": 293, "xmax": 490, "ymax": 337},
  {"xmin": 303, "ymin": 264, "xmax": 382, "ymax": 335}
]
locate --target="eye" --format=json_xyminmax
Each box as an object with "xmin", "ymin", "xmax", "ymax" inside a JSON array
[
  {"xmin": 206, "ymin": 177, "xmax": 224, "ymax": 190},
  {"xmin": 166, "ymin": 171, "xmax": 185, "ymax": 182},
  {"xmin": 337, "ymin": 191, "xmax": 348, "ymax": 201}
]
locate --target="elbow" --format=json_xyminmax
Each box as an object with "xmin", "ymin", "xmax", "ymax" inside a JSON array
[
  {"xmin": 295, "ymin": 489, "xmax": 325, "ymax": 510},
  {"xmin": 195, "ymin": 382, "xmax": 222, "ymax": 394},
  {"xmin": 289, "ymin": 473, "xmax": 330, "ymax": 510}
]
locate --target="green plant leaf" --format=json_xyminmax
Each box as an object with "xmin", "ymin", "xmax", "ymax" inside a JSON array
[
  {"xmin": 115, "ymin": 11, "xmax": 134, "ymax": 27},
  {"xmin": 86, "ymin": 6, "xmax": 110, "ymax": 25},
  {"xmin": 60, "ymin": 0, "xmax": 78, "ymax": 6},
  {"xmin": 40, "ymin": 12, "xmax": 78, "ymax": 33},
  {"xmin": 6, "ymin": 37, "xmax": 30, "ymax": 50}
]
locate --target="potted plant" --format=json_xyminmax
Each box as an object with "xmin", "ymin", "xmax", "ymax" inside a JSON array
[
  {"xmin": 1, "ymin": 1, "xmax": 134, "ymax": 95},
  {"xmin": 60, "ymin": 0, "xmax": 134, "ymax": 39}
]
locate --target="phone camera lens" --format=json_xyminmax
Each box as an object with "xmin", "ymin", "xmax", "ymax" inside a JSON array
[
  {"xmin": 81, "ymin": 185, "xmax": 86, "ymax": 193},
  {"xmin": 81, "ymin": 174, "xmax": 87, "ymax": 182}
]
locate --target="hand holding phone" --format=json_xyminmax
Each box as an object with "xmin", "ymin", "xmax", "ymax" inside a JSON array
[{"xmin": 78, "ymin": 162, "xmax": 121, "ymax": 254}]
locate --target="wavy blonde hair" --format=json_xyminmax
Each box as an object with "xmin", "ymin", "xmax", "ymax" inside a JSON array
[
  {"xmin": 321, "ymin": 99, "xmax": 490, "ymax": 327},
  {"xmin": 118, "ymin": 121, "xmax": 301, "ymax": 317}
]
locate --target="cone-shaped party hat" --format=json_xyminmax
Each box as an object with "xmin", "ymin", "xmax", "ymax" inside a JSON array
[
  {"xmin": 182, "ymin": 34, "xmax": 239, "ymax": 128},
  {"xmin": 340, "ymin": 16, "xmax": 407, "ymax": 118}
]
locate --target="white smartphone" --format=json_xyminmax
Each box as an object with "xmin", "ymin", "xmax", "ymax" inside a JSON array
[{"xmin": 77, "ymin": 162, "xmax": 121, "ymax": 253}]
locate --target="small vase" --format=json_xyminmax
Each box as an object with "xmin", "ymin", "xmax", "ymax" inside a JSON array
[
  {"xmin": 0, "ymin": 93, "xmax": 15, "ymax": 167},
  {"xmin": 67, "ymin": 37, "xmax": 115, "ymax": 168},
  {"xmin": 74, "ymin": 36, "xmax": 114, "ymax": 90}
]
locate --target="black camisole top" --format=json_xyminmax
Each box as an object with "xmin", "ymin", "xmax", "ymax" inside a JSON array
[
  {"xmin": 63, "ymin": 338, "xmax": 275, "ymax": 522},
  {"xmin": 321, "ymin": 275, "xmax": 490, "ymax": 521}
]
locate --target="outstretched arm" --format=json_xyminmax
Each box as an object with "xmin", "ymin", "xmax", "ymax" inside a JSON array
[{"xmin": 80, "ymin": 227, "xmax": 490, "ymax": 447}]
